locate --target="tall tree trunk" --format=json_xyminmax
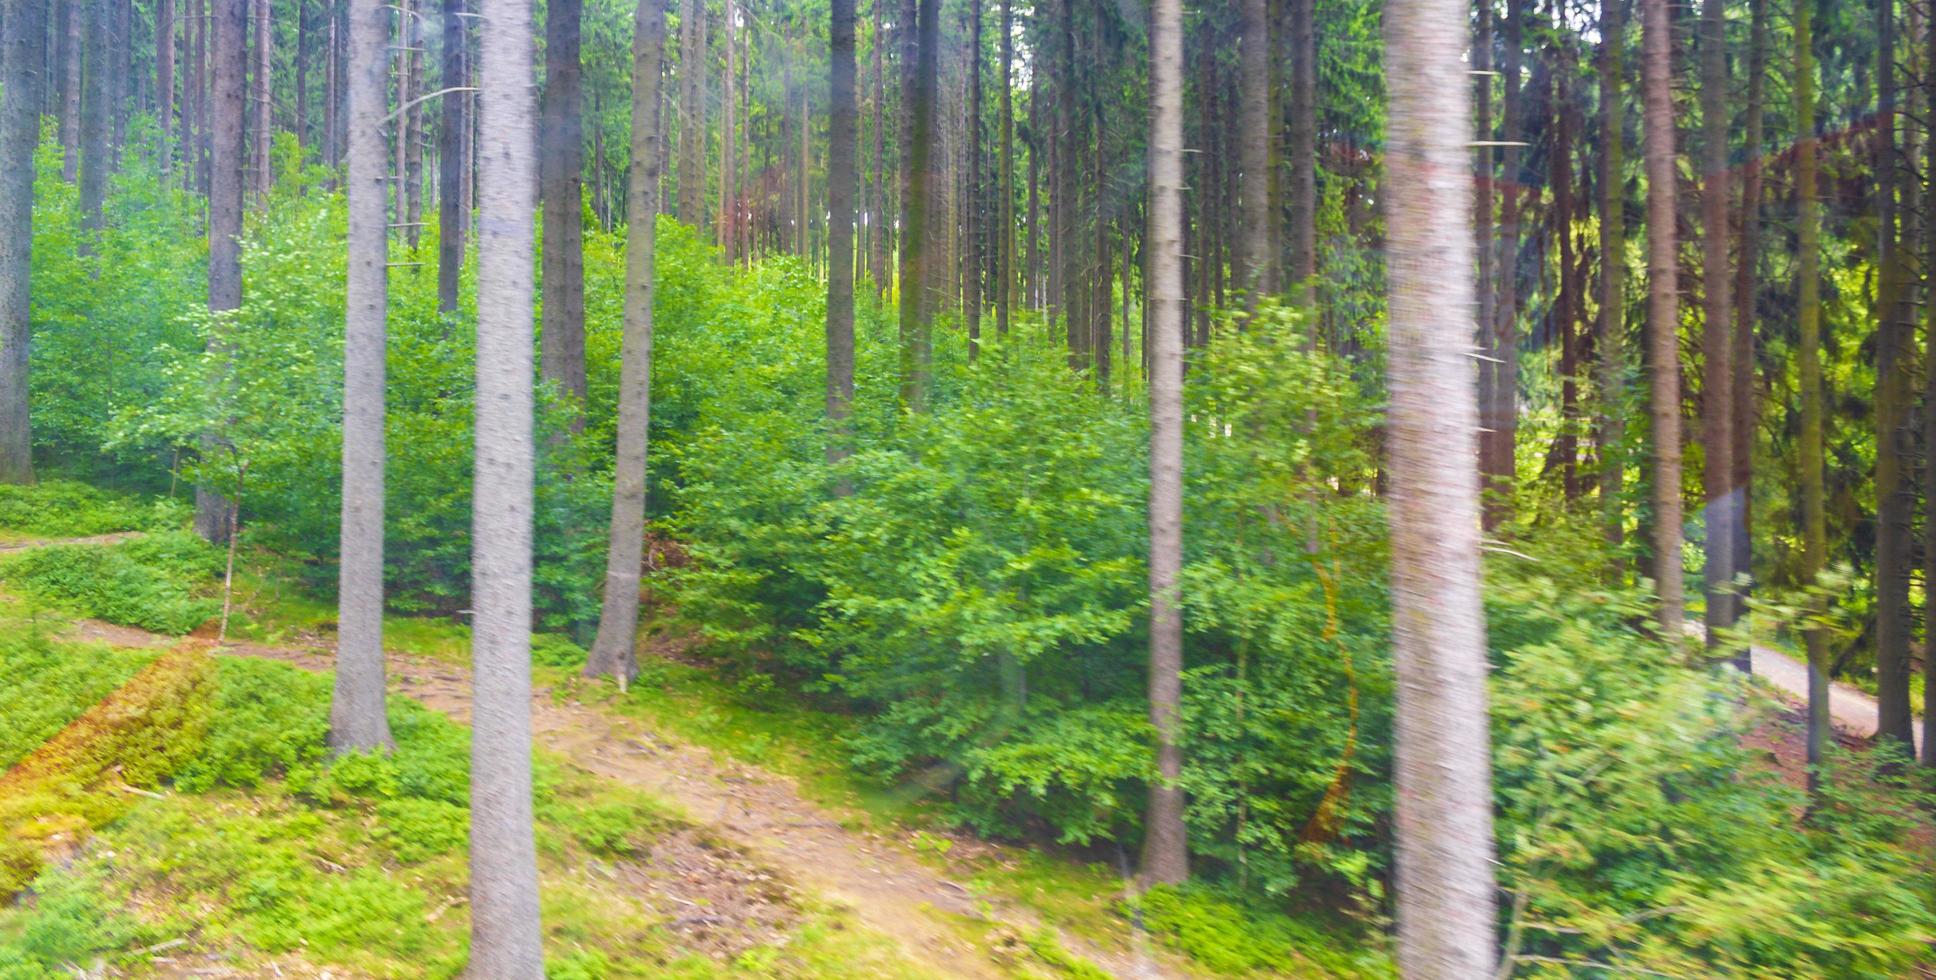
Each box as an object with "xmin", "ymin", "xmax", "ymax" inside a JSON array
[
  {"xmin": 158, "ymin": 0, "xmax": 175, "ymax": 174},
  {"xmin": 252, "ymin": 0, "xmax": 271, "ymax": 200},
  {"xmin": 1598, "ymin": 0, "xmax": 1626, "ymax": 573},
  {"xmin": 1475, "ymin": 0, "xmax": 1494, "ymax": 472},
  {"xmin": 897, "ymin": 0, "xmax": 936, "ymax": 410},
  {"xmin": 1236, "ymin": 0, "xmax": 1273, "ymax": 303},
  {"xmin": 1141, "ymin": 0, "xmax": 1187, "ymax": 889},
  {"xmin": 1485, "ymin": 0, "xmax": 1526, "ymax": 529},
  {"xmin": 198, "ymin": 0, "xmax": 245, "ymax": 545},
  {"xmin": 469, "ymin": 0, "xmax": 544, "ymax": 960},
  {"xmin": 1924, "ymin": 0, "xmax": 1936, "ymax": 765},
  {"xmin": 1553, "ymin": 38, "xmax": 1581, "ymax": 501},
  {"xmin": 1640, "ymin": 0, "xmax": 1684, "ymax": 637},
  {"xmin": 1700, "ymin": 0, "xmax": 1739, "ymax": 665},
  {"xmin": 324, "ymin": 0, "xmax": 338, "ymax": 169},
  {"xmin": 718, "ymin": 0, "xmax": 736, "ymax": 259},
  {"xmin": 61, "ymin": 0, "xmax": 79, "ymax": 181},
  {"xmin": 0, "ymin": 0, "xmax": 45, "ymax": 485},
  {"xmin": 827, "ymin": 0, "xmax": 856, "ymax": 468},
  {"xmin": 964, "ymin": 0, "xmax": 981, "ymax": 353},
  {"xmin": 1874, "ymin": 0, "xmax": 1916, "ymax": 752},
  {"xmin": 995, "ymin": 0, "xmax": 1012, "ymax": 335},
  {"xmin": 676, "ymin": 0, "xmax": 704, "ymax": 228},
  {"xmin": 868, "ymin": 0, "xmax": 886, "ymax": 294},
  {"xmin": 194, "ymin": 0, "xmax": 209, "ymax": 193},
  {"xmin": 539, "ymin": 0, "xmax": 586, "ymax": 424},
  {"xmin": 401, "ymin": 0, "xmax": 423, "ymax": 242},
  {"xmin": 1287, "ymin": 0, "xmax": 1314, "ymax": 306},
  {"xmin": 437, "ymin": 0, "xmax": 467, "ymax": 313},
  {"xmin": 79, "ymin": 0, "xmax": 106, "ymax": 234},
  {"xmin": 1795, "ymin": 0, "xmax": 1828, "ymax": 792},
  {"xmin": 329, "ymin": 0, "xmax": 396, "ymax": 754},
  {"xmin": 1385, "ymin": 0, "xmax": 1498, "ymax": 967},
  {"xmin": 295, "ymin": 0, "xmax": 309, "ymax": 148},
  {"xmin": 584, "ymin": 0, "xmax": 664, "ymax": 683},
  {"xmin": 1733, "ymin": 0, "xmax": 1765, "ymax": 625}
]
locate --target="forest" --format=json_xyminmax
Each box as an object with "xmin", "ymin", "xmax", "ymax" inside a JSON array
[{"xmin": 0, "ymin": 0, "xmax": 1934, "ymax": 973}]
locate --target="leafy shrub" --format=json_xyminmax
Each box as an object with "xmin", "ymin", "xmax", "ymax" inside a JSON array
[
  {"xmin": 0, "ymin": 530, "xmax": 222, "ymax": 634},
  {"xmin": 173, "ymin": 656, "xmax": 331, "ymax": 791},
  {"xmin": 1129, "ymin": 884, "xmax": 1393, "ymax": 977},
  {"xmin": 0, "ymin": 481, "xmax": 182, "ymax": 539}
]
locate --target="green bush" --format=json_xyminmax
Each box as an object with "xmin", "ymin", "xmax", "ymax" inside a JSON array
[
  {"xmin": 0, "ymin": 530, "xmax": 222, "ymax": 635},
  {"xmin": 0, "ymin": 481, "xmax": 182, "ymax": 539}
]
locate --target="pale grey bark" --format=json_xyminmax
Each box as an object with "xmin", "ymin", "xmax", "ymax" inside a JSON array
[
  {"xmin": 0, "ymin": 0, "xmax": 45, "ymax": 485},
  {"xmin": 827, "ymin": 0, "xmax": 854, "ymax": 469},
  {"xmin": 468, "ymin": 0, "xmax": 544, "ymax": 964},
  {"xmin": 1384, "ymin": 0, "xmax": 1498, "ymax": 971},
  {"xmin": 584, "ymin": 0, "xmax": 665, "ymax": 683},
  {"xmin": 252, "ymin": 0, "xmax": 271, "ymax": 200},
  {"xmin": 1140, "ymin": 0, "xmax": 1187, "ymax": 889},
  {"xmin": 328, "ymin": 0, "xmax": 395, "ymax": 755}
]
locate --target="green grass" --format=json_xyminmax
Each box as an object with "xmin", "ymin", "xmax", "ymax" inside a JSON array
[
  {"xmin": 0, "ymin": 639, "xmax": 932, "ymax": 977},
  {"xmin": 565, "ymin": 634, "xmax": 1393, "ymax": 978},
  {"xmin": 0, "ymin": 633, "xmax": 154, "ymax": 769},
  {"xmin": 0, "ymin": 531, "xmax": 224, "ymax": 634},
  {"xmin": 0, "ymin": 480, "xmax": 184, "ymax": 543}
]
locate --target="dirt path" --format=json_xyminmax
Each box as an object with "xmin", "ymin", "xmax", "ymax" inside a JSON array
[
  {"xmin": 14, "ymin": 568, "xmax": 1174, "ymax": 980},
  {"xmin": 226, "ymin": 640, "xmax": 1178, "ymax": 979},
  {"xmin": 1, "ymin": 533, "xmax": 1179, "ymax": 976},
  {"xmin": 1685, "ymin": 622, "xmax": 1923, "ymax": 755}
]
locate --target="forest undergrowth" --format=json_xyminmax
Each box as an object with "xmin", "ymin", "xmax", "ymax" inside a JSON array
[{"xmin": 3, "ymin": 138, "xmax": 1936, "ymax": 976}]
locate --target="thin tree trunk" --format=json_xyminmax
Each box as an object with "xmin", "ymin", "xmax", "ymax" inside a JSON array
[
  {"xmin": 1699, "ymin": 0, "xmax": 1738, "ymax": 666},
  {"xmin": 825, "ymin": 0, "xmax": 856, "ymax": 483},
  {"xmin": 868, "ymin": 0, "xmax": 886, "ymax": 294},
  {"xmin": 1553, "ymin": 37, "xmax": 1580, "ymax": 501},
  {"xmin": 1140, "ymin": 0, "xmax": 1187, "ymax": 889},
  {"xmin": 1640, "ymin": 0, "xmax": 1683, "ymax": 637},
  {"xmin": 197, "ymin": 0, "xmax": 245, "ymax": 545},
  {"xmin": 676, "ymin": 0, "xmax": 704, "ymax": 227},
  {"xmin": 539, "ymin": 0, "xmax": 587, "ymax": 424},
  {"xmin": 295, "ymin": 0, "xmax": 309, "ymax": 148},
  {"xmin": 61, "ymin": 0, "xmax": 79, "ymax": 181},
  {"xmin": 158, "ymin": 0, "xmax": 176, "ymax": 173},
  {"xmin": 324, "ymin": 0, "xmax": 338, "ymax": 169},
  {"xmin": 1237, "ymin": 0, "xmax": 1272, "ymax": 303},
  {"xmin": 1386, "ymin": 0, "xmax": 1497, "ymax": 967},
  {"xmin": 1598, "ymin": 0, "xmax": 1626, "ymax": 575},
  {"xmin": 1923, "ymin": 0, "xmax": 1936, "ymax": 765},
  {"xmin": 437, "ymin": 0, "xmax": 467, "ymax": 313},
  {"xmin": 1794, "ymin": 0, "xmax": 1828, "ymax": 793},
  {"xmin": 995, "ymin": 0, "xmax": 1012, "ymax": 335},
  {"xmin": 0, "ymin": 0, "xmax": 45, "ymax": 485},
  {"xmin": 584, "ymin": 0, "xmax": 664, "ymax": 683},
  {"xmin": 897, "ymin": 0, "xmax": 936, "ymax": 410},
  {"xmin": 1485, "ymin": 0, "xmax": 1526, "ymax": 529},
  {"xmin": 1874, "ymin": 0, "xmax": 1916, "ymax": 752},
  {"xmin": 469, "ymin": 0, "xmax": 544, "ymax": 959},
  {"xmin": 1475, "ymin": 0, "xmax": 1494, "ymax": 471},
  {"xmin": 1287, "ymin": 0, "xmax": 1315, "ymax": 306},
  {"xmin": 718, "ymin": 0, "xmax": 736, "ymax": 259},
  {"xmin": 401, "ymin": 0, "xmax": 423, "ymax": 241},
  {"xmin": 964, "ymin": 0, "xmax": 981, "ymax": 354},
  {"xmin": 79, "ymin": 0, "xmax": 106, "ymax": 233},
  {"xmin": 328, "ymin": 0, "xmax": 396, "ymax": 754},
  {"xmin": 252, "ymin": 0, "xmax": 270, "ymax": 199},
  {"xmin": 1732, "ymin": 0, "xmax": 1765, "ymax": 625}
]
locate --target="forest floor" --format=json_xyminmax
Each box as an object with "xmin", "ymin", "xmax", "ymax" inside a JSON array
[{"xmin": 1, "ymin": 531, "xmax": 1332, "ymax": 978}]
